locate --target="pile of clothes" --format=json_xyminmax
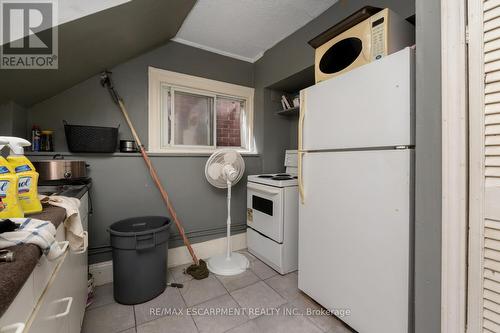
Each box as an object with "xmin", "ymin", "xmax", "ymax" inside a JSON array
[
  {"xmin": 0, "ymin": 195, "xmax": 86, "ymax": 261},
  {"xmin": 0, "ymin": 218, "xmax": 66, "ymax": 260}
]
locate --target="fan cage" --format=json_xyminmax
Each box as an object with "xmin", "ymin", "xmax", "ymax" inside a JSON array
[{"xmin": 205, "ymin": 149, "xmax": 245, "ymax": 188}]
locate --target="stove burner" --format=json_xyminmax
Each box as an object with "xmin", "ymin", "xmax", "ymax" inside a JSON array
[
  {"xmin": 272, "ymin": 176, "xmax": 293, "ymax": 180},
  {"xmin": 276, "ymin": 173, "xmax": 290, "ymax": 177},
  {"xmin": 258, "ymin": 175, "xmax": 274, "ymax": 178}
]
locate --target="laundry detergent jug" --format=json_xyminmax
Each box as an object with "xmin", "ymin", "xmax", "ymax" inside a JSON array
[{"xmin": 0, "ymin": 137, "xmax": 42, "ymax": 214}]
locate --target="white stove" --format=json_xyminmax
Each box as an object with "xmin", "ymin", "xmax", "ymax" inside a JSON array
[{"xmin": 246, "ymin": 150, "xmax": 298, "ymax": 274}]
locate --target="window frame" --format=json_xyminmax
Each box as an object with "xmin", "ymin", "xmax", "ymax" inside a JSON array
[{"xmin": 148, "ymin": 67, "xmax": 255, "ymax": 154}]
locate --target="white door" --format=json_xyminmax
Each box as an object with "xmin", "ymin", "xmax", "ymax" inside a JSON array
[
  {"xmin": 468, "ymin": 1, "xmax": 500, "ymax": 331},
  {"xmin": 298, "ymin": 149, "xmax": 412, "ymax": 333},
  {"xmin": 300, "ymin": 47, "xmax": 414, "ymax": 151}
]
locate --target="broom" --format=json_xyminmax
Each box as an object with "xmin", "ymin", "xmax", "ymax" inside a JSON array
[{"xmin": 100, "ymin": 70, "xmax": 209, "ymax": 280}]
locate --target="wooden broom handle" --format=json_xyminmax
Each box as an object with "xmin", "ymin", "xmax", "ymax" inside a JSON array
[
  {"xmin": 117, "ymin": 100, "xmax": 200, "ymax": 265},
  {"xmin": 119, "ymin": 100, "xmax": 143, "ymax": 147}
]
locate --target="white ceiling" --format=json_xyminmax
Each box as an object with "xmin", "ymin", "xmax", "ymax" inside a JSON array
[
  {"xmin": 2, "ymin": 0, "xmax": 130, "ymax": 45},
  {"xmin": 173, "ymin": 0, "xmax": 338, "ymax": 63},
  {"xmin": 58, "ymin": 0, "xmax": 131, "ymax": 25}
]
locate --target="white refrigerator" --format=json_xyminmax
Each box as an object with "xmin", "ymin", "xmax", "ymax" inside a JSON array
[{"xmin": 298, "ymin": 47, "xmax": 414, "ymax": 333}]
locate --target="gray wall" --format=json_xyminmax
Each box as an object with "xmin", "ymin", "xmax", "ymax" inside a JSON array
[
  {"xmin": 29, "ymin": 41, "xmax": 254, "ymax": 150},
  {"xmin": 28, "ymin": 41, "xmax": 258, "ymax": 263},
  {"xmin": 29, "ymin": 153, "xmax": 260, "ymax": 263},
  {"xmin": 0, "ymin": 101, "xmax": 27, "ymax": 137},
  {"xmin": 414, "ymin": 0, "xmax": 441, "ymax": 332},
  {"xmin": 0, "ymin": 103, "xmax": 13, "ymax": 135}
]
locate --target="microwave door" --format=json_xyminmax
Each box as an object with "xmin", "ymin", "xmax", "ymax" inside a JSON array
[
  {"xmin": 319, "ymin": 37, "xmax": 364, "ymax": 75},
  {"xmin": 247, "ymin": 182, "xmax": 284, "ymax": 243}
]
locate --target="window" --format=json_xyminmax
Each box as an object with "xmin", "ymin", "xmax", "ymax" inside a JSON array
[{"xmin": 148, "ymin": 67, "xmax": 255, "ymax": 153}]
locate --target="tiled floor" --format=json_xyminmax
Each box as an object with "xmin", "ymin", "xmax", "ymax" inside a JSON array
[{"xmin": 82, "ymin": 250, "xmax": 353, "ymax": 333}]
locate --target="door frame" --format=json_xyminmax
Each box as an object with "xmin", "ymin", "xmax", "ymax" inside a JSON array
[
  {"xmin": 441, "ymin": 0, "xmax": 468, "ymax": 332},
  {"xmin": 465, "ymin": 0, "xmax": 486, "ymax": 332}
]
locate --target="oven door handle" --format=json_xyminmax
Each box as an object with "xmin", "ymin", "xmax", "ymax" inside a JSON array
[{"xmin": 247, "ymin": 182, "xmax": 281, "ymax": 196}]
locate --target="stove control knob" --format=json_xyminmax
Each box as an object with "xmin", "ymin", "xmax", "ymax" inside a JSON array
[{"xmin": 64, "ymin": 171, "xmax": 72, "ymax": 179}]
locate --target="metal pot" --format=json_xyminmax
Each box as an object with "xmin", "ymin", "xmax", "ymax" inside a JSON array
[
  {"xmin": 120, "ymin": 140, "xmax": 138, "ymax": 153},
  {"xmin": 33, "ymin": 155, "xmax": 89, "ymax": 181}
]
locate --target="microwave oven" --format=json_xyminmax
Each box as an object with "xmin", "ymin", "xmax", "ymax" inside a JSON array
[{"xmin": 310, "ymin": 8, "xmax": 414, "ymax": 83}]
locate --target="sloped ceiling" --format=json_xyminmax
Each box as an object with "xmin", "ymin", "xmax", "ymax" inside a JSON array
[
  {"xmin": 173, "ymin": 0, "xmax": 338, "ymax": 62},
  {"xmin": 1, "ymin": 0, "xmax": 132, "ymax": 45},
  {"xmin": 0, "ymin": 0, "xmax": 196, "ymax": 107}
]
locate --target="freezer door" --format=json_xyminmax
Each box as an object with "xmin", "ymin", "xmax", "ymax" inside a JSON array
[
  {"xmin": 301, "ymin": 47, "xmax": 414, "ymax": 150},
  {"xmin": 298, "ymin": 149, "xmax": 413, "ymax": 333}
]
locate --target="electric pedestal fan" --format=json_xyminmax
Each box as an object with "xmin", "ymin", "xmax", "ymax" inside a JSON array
[{"xmin": 205, "ymin": 149, "xmax": 249, "ymax": 276}]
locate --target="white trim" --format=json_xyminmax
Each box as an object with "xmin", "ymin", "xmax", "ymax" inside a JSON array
[
  {"xmin": 24, "ymin": 151, "xmax": 261, "ymax": 157},
  {"xmin": 89, "ymin": 233, "xmax": 247, "ymax": 286},
  {"xmin": 148, "ymin": 66, "xmax": 256, "ymax": 154},
  {"xmin": 146, "ymin": 149, "xmax": 259, "ymax": 155},
  {"xmin": 441, "ymin": 0, "xmax": 468, "ymax": 332},
  {"xmin": 467, "ymin": 0, "xmax": 486, "ymax": 332},
  {"xmin": 89, "ymin": 261, "xmax": 114, "ymax": 287},
  {"xmin": 171, "ymin": 37, "xmax": 263, "ymax": 63},
  {"xmin": 144, "ymin": 151, "xmax": 259, "ymax": 156},
  {"xmin": 168, "ymin": 233, "xmax": 246, "ymax": 267}
]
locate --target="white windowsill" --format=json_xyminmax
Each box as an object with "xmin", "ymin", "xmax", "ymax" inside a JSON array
[
  {"xmin": 147, "ymin": 148, "xmax": 258, "ymax": 155},
  {"xmin": 25, "ymin": 151, "xmax": 260, "ymax": 158}
]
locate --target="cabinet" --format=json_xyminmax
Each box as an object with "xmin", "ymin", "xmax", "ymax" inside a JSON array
[
  {"xmin": 0, "ymin": 193, "xmax": 89, "ymax": 333},
  {"xmin": 30, "ymin": 255, "xmax": 72, "ymax": 333},
  {"xmin": 67, "ymin": 193, "xmax": 89, "ymax": 333}
]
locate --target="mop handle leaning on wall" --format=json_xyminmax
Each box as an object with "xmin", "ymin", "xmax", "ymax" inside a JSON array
[{"xmin": 100, "ymin": 71, "xmax": 200, "ymax": 267}]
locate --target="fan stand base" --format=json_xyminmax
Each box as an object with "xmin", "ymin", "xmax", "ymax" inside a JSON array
[{"xmin": 207, "ymin": 252, "xmax": 249, "ymax": 276}]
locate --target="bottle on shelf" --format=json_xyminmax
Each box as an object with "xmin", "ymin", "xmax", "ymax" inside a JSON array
[{"xmin": 31, "ymin": 125, "xmax": 41, "ymax": 152}]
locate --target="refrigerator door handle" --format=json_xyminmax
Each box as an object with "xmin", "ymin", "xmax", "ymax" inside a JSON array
[
  {"xmin": 298, "ymin": 151, "xmax": 305, "ymax": 204},
  {"xmin": 298, "ymin": 89, "xmax": 306, "ymax": 204},
  {"xmin": 298, "ymin": 90, "xmax": 305, "ymax": 153}
]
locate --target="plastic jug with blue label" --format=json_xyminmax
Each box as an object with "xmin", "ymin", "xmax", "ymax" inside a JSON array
[
  {"xmin": 0, "ymin": 137, "xmax": 42, "ymax": 214},
  {"xmin": 0, "ymin": 139, "xmax": 24, "ymax": 218}
]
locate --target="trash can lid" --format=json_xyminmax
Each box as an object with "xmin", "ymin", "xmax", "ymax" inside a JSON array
[{"xmin": 109, "ymin": 216, "xmax": 171, "ymax": 236}]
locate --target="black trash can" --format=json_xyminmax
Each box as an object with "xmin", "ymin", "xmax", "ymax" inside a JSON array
[{"xmin": 108, "ymin": 216, "xmax": 171, "ymax": 305}]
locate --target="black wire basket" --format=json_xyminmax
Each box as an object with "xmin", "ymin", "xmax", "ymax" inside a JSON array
[{"xmin": 64, "ymin": 120, "xmax": 119, "ymax": 153}]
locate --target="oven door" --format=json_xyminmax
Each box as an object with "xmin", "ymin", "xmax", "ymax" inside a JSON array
[{"xmin": 247, "ymin": 182, "xmax": 284, "ymax": 243}]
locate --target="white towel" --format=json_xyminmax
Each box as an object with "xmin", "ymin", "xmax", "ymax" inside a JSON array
[
  {"xmin": 0, "ymin": 218, "xmax": 66, "ymax": 260},
  {"xmin": 39, "ymin": 195, "xmax": 85, "ymax": 252}
]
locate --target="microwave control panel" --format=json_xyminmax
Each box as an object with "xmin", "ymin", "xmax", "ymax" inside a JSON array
[{"xmin": 370, "ymin": 14, "xmax": 387, "ymax": 61}]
